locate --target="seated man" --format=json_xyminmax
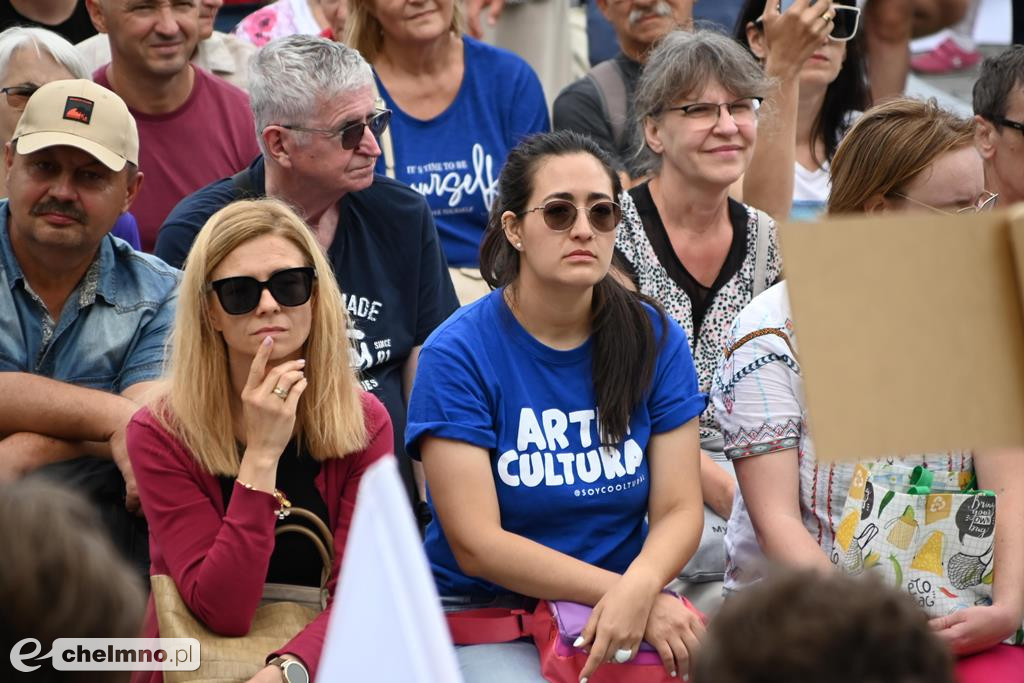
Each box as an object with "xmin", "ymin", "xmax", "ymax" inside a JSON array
[
  {"xmin": 0, "ymin": 79, "xmax": 179, "ymax": 573},
  {"xmin": 553, "ymin": 0, "xmax": 692, "ymax": 184},
  {"xmin": 84, "ymin": 0, "xmax": 260, "ymax": 251},
  {"xmin": 156, "ymin": 35, "xmax": 459, "ymax": 514},
  {"xmin": 973, "ymin": 46, "xmax": 1024, "ymax": 207},
  {"xmin": 0, "ymin": 26, "xmax": 141, "ymax": 248},
  {"xmin": 76, "ymin": 0, "xmax": 255, "ymax": 91}
]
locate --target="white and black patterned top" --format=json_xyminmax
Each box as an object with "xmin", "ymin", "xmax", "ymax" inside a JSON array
[{"xmin": 615, "ymin": 183, "xmax": 782, "ymax": 441}]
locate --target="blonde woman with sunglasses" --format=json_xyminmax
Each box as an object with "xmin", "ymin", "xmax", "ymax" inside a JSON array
[{"xmin": 126, "ymin": 199, "xmax": 393, "ymax": 683}]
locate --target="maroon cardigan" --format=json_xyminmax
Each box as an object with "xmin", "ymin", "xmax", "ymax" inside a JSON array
[{"xmin": 127, "ymin": 393, "xmax": 393, "ymax": 683}]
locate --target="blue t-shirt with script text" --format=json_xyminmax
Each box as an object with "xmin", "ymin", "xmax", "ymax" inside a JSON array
[
  {"xmin": 406, "ymin": 289, "xmax": 706, "ymax": 597},
  {"xmin": 374, "ymin": 36, "xmax": 549, "ymax": 268}
]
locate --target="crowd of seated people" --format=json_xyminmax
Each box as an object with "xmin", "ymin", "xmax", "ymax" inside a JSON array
[{"xmin": 1, "ymin": 1, "xmax": 1024, "ymax": 682}]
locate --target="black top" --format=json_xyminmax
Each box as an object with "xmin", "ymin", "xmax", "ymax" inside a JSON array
[
  {"xmin": 621, "ymin": 182, "xmax": 750, "ymax": 341},
  {"xmin": 219, "ymin": 439, "xmax": 329, "ymax": 588},
  {"xmin": 553, "ymin": 52, "xmax": 644, "ymax": 177},
  {"xmin": 0, "ymin": 1, "xmax": 98, "ymax": 44},
  {"xmin": 157, "ymin": 156, "xmax": 460, "ymax": 507}
]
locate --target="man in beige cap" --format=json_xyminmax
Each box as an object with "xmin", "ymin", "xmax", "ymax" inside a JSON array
[{"xmin": 0, "ymin": 78, "xmax": 179, "ymax": 575}]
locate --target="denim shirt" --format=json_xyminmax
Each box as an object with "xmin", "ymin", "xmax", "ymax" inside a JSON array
[{"xmin": 0, "ymin": 201, "xmax": 180, "ymax": 392}]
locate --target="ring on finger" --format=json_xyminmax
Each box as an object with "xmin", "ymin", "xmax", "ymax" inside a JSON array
[
  {"xmin": 613, "ymin": 648, "xmax": 633, "ymax": 664},
  {"xmin": 272, "ymin": 386, "xmax": 289, "ymax": 400}
]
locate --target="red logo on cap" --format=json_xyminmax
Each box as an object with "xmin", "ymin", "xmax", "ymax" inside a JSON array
[{"xmin": 63, "ymin": 96, "xmax": 94, "ymax": 124}]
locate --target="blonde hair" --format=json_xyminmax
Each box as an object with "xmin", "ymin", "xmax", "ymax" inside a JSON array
[
  {"xmin": 828, "ymin": 98, "xmax": 976, "ymax": 215},
  {"xmin": 344, "ymin": 0, "xmax": 465, "ymax": 62},
  {"xmin": 155, "ymin": 199, "xmax": 367, "ymax": 476}
]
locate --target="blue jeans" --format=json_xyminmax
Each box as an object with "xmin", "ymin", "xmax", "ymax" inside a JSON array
[{"xmin": 456, "ymin": 642, "xmax": 546, "ymax": 683}]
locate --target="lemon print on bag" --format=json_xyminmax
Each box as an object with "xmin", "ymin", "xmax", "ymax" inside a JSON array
[
  {"xmin": 886, "ymin": 506, "xmax": 919, "ymax": 550},
  {"xmin": 911, "ymin": 530, "xmax": 945, "ymax": 576},
  {"xmin": 836, "ymin": 509, "xmax": 860, "ymax": 552}
]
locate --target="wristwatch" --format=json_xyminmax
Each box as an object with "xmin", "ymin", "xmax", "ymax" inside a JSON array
[{"xmin": 269, "ymin": 657, "xmax": 309, "ymax": 683}]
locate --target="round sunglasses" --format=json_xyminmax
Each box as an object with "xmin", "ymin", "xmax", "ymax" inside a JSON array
[
  {"xmin": 519, "ymin": 199, "xmax": 622, "ymax": 233},
  {"xmin": 209, "ymin": 267, "xmax": 316, "ymax": 315},
  {"xmin": 279, "ymin": 109, "xmax": 391, "ymax": 150}
]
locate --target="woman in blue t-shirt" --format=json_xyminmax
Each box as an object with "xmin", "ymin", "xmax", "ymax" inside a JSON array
[
  {"xmin": 406, "ymin": 131, "xmax": 707, "ymax": 682},
  {"xmin": 344, "ymin": 0, "xmax": 549, "ymax": 280}
]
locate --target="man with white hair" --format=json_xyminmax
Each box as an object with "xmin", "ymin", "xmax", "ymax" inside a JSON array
[
  {"xmin": 76, "ymin": 0, "xmax": 255, "ymax": 91},
  {"xmin": 553, "ymin": 0, "xmax": 693, "ymax": 182},
  {"xmin": 157, "ymin": 35, "xmax": 459, "ymax": 515}
]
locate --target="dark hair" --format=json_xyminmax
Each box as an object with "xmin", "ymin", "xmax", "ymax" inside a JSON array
[
  {"xmin": 973, "ymin": 45, "xmax": 1024, "ymax": 122},
  {"xmin": 480, "ymin": 130, "xmax": 659, "ymax": 447},
  {"xmin": 734, "ymin": 0, "xmax": 870, "ymax": 166},
  {"xmin": 695, "ymin": 569, "xmax": 955, "ymax": 683},
  {"xmin": 0, "ymin": 480, "xmax": 145, "ymax": 683}
]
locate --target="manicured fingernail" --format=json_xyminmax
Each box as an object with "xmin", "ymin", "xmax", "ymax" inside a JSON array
[
  {"xmin": 297, "ymin": 359, "xmax": 306, "ymax": 366},
  {"xmin": 580, "ymin": 678, "xmax": 588, "ymax": 683},
  {"xmin": 262, "ymin": 336, "xmax": 273, "ymax": 346},
  {"xmin": 573, "ymin": 636, "xmax": 585, "ymax": 648},
  {"xmin": 671, "ymin": 671, "xmax": 677, "ymax": 678}
]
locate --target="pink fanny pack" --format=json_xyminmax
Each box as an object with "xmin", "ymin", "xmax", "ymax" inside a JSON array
[{"xmin": 446, "ymin": 596, "xmax": 703, "ymax": 682}]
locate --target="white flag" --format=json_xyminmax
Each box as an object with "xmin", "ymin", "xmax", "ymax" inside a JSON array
[{"xmin": 316, "ymin": 456, "xmax": 463, "ymax": 683}]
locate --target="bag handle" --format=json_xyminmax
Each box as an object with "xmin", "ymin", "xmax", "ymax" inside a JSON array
[
  {"xmin": 752, "ymin": 209, "xmax": 772, "ymax": 297},
  {"xmin": 275, "ymin": 507, "xmax": 334, "ymax": 586},
  {"xmin": 724, "ymin": 327, "xmax": 796, "ymax": 359},
  {"xmin": 371, "ymin": 78, "xmax": 396, "ymax": 180}
]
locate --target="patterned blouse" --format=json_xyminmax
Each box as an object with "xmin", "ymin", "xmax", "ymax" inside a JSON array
[
  {"xmin": 616, "ymin": 184, "xmax": 782, "ymax": 441},
  {"xmin": 711, "ymin": 282, "xmax": 972, "ymax": 591}
]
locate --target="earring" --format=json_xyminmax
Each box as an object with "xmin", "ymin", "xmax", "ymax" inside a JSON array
[{"xmin": 515, "ymin": 242, "xmax": 523, "ymax": 250}]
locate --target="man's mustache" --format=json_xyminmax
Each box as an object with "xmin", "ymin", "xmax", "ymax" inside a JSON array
[
  {"xmin": 30, "ymin": 200, "xmax": 86, "ymax": 223},
  {"xmin": 629, "ymin": 1, "xmax": 674, "ymax": 25}
]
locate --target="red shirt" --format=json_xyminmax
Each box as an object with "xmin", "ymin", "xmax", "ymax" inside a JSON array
[
  {"xmin": 94, "ymin": 65, "xmax": 261, "ymax": 252},
  {"xmin": 127, "ymin": 393, "xmax": 394, "ymax": 682}
]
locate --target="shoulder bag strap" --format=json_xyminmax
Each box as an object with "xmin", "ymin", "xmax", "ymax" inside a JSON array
[
  {"xmin": 371, "ymin": 78, "xmax": 396, "ymax": 179},
  {"xmin": 586, "ymin": 60, "xmax": 628, "ymax": 150},
  {"xmin": 752, "ymin": 209, "xmax": 772, "ymax": 298},
  {"xmin": 724, "ymin": 327, "xmax": 796, "ymax": 359},
  {"xmin": 231, "ymin": 167, "xmax": 258, "ymax": 199}
]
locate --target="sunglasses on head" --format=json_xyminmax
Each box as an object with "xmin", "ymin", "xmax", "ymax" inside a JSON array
[
  {"xmin": 280, "ymin": 109, "xmax": 392, "ymax": 150},
  {"xmin": 209, "ymin": 267, "xmax": 316, "ymax": 316},
  {"xmin": 520, "ymin": 199, "xmax": 622, "ymax": 233},
  {"xmin": 757, "ymin": 4, "xmax": 861, "ymax": 42}
]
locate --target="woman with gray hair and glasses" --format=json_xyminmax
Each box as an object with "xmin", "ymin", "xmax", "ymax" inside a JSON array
[{"xmin": 615, "ymin": 30, "xmax": 780, "ymax": 598}]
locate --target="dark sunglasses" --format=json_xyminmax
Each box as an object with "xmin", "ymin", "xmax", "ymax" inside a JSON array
[
  {"xmin": 1, "ymin": 84, "xmax": 40, "ymax": 110},
  {"xmin": 991, "ymin": 115, "xmax": 1024, "ymax": 135},
  {"xmin": 520, "ymin": 199, "xmax": 622, "ymax": 233},
  {"xmin": 209, "ymin": 267, "xmax": 316, "ymax": 315},
  {"xmin": 280, "ymin": 109, "xmax": 391, "ymax": 150}
]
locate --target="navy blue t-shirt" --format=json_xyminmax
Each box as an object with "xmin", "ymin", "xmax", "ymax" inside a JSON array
[
  {"xmin": 406, "ymin": 289, "xmax": 706, "ymax": 597},
  {"xmin": 156, "ymin": 157, "xmax": 460, "ymax": 503},
  {"xmin": 374, "ymin": 36, "xmax": 549, "ymax": 268}
]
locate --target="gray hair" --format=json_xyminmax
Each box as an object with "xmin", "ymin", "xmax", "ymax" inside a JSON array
[
  {"xmin": 973, "ymin": 45, "xmax": 1024, "ymax": 123},
  {"xmin": 633, "ymin": 29, "xmax": 770, "ymax": 173},
  {"xmin": 248, "ymin": 34, "xmax": 373, "ymax": 152},
  {"xmin": 0, "ymin": 26, "xmax": 88, "ymax": 82}
]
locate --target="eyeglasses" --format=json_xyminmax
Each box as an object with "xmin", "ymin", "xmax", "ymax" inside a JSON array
[
  {"xmin": 662, "ymin": 98, "xmax": 763, "ymax": 127},
  {"xmin": 520, "ymin": 199, "xmax": 622, "ymax": 233},
  {"xmin": 756, "ymin": 4, "xmax": 861, "ymax": 42},
  {"xmin": 891, "ymin": 190, "xmax": 999, "ymax": 215},
  {"xmin": 989, "ymin": 115, "xmax": 1024, "ymax": 136},
  {"xmin": 1, "ymin": 84, "xmax": 40, "ymax": 111},
  {"xmin": 209, "ymin": 267, "xmax": 317, "ymax": 315},
  {"xmin": 280, "ymin": 109, "xmax": 391, "ymax": 150}
]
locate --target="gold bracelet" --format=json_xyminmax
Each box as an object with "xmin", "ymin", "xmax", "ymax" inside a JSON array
[{"xmin": 236, "ymin": 480, "xmax": 292, "ymax": 520}]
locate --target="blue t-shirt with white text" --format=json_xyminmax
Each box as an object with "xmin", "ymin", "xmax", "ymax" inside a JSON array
[
  {"xmin": 406, "ymin": 289, "xmax": 706, "ymax": 597},
  {"xmin": 374, "ymin": 36, "xmax": 549, "ymax": 268}
]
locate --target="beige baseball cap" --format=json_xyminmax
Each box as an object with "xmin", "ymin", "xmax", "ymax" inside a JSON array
[{"xmin": 12, "ymin": 79, "xmax": 139, "ymax": 171}]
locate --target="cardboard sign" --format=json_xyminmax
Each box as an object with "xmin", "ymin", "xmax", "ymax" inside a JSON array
[{"xmin": 778, "ymin": 207, "xmax": 1024, "ymax": 462}]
